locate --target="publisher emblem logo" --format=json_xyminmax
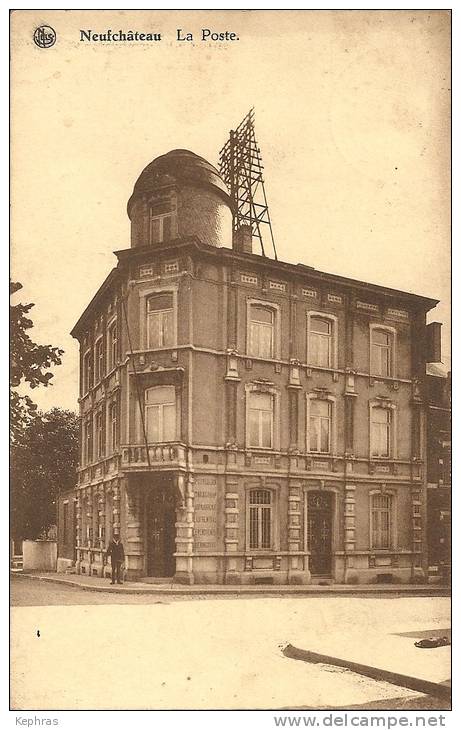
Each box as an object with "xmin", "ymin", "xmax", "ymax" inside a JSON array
[{"xmin": 33, "ymin": 25, "xmax": 56, "ymax": 49}]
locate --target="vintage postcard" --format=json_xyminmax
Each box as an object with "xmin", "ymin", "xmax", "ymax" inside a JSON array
[{"xmin": 10, "ymin": 8, "xmax": 451, "ymax": 721}]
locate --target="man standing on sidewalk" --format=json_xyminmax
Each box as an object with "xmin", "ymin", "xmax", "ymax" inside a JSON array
[{"xmin": 106, "ymin": 533, "xmax": 125, "ymax": 585}]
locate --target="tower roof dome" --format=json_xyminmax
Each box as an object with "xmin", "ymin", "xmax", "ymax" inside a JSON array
[{"xmin": 127, "ymin": 148, "xmax": 230, "ymax": 217}]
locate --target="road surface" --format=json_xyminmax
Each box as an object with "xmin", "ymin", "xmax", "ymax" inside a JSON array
[{"xmin": 10, "ymin": 575, "xmax": 450, "ymax": 711}]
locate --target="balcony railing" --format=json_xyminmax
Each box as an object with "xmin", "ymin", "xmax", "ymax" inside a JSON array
[{"xmin": 120, "ymin": 442, "xmax": 187, "ymax": 469}]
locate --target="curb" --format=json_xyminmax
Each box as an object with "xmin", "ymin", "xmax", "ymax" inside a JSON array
[
  {"xmin": 12, "ymin": 572, "xmax": 451, "ymax": 597},
  {"xmin": 282, "ymin": 644, "xmax": 451, "ymax": 702}
]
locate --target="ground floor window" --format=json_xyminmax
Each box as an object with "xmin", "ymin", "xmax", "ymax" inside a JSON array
[
  {"xmin": 248, "ymin": 489, "xmax": 272, "ymax": 549},
  {"xmin": 371, "ymin": 493, "xmax": 392, "ymax": 549}
]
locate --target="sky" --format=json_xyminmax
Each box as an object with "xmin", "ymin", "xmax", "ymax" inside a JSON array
[{"xmin": 10, "ymin": 9, "xmax": 451, "ymax": 414}]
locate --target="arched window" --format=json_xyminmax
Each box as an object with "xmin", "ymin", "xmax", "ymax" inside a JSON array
[
  {"xmin": 371, "ymin": 406, "xmax": 392, "ymax": 457},
  {"xmin": 248, "ymin": 489, "xmax": 272, "ymax": 549},
  {"xmin": 307, "ymin": 313, "xmax": 337, "ymax": 368},
  {"xmin": 147, "ymin": 293, "xmax": 174, "ymax": 349},
  {"xmin": 371, "ymin": 328, "xmax": 394, "ymax": 377},
  {"xmin": 84, "ymin": 417, "xmax": 93, "ymax": 464},
  {"xmin": 95, "ymin": 337, "xmax": 104, "ymax": 383},
  {"xmin": 83, "ymin": 350, "xmax": 93, "ymax": 394},
  {"xmin": 96, "ymin": 410, "xmax": 105, "ymax": 459},
  {"xmin": 109, "ymin": 400, "xmax": 118, "ymax": 452},
  {"xmin": 145, "ymin": 386, "xmax": 176, "ymax": 443},
  {"xmin": 248, "ymin": 304, "xmax": 274, "ymax": 358},
  {"xmin": 107, "ymin": 320, "xmax": 117, "ymax": 371}
]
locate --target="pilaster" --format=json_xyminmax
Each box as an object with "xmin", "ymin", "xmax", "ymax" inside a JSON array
[
  {"xmin": 287, "ymin": 479, "xmax": 304, "ymax": 583},
  {"xmin": 224, "ymin": 478, "xmax": 240, "ymax": 583}
]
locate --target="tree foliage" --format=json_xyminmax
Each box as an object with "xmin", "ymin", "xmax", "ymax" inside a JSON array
[
  {"xmin": 10, "ymin": 408, "xmax": 79, "ymax": 541},
  {"xmin": 10, "ymin": 281, "xmax": 64, "ymax": 443}
]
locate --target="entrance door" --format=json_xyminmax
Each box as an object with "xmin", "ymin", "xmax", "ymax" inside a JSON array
[
  {"xmin": 307, "ymin": 491, "xmax": 333, "ymax": 575},
  {"xmin": 146, "ymin": 484, "xmax": 176, "ymax": 577}
]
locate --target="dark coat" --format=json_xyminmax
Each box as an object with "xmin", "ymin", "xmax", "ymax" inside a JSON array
[{"xmin": 106, "ymin": 539, "xmax": 125, "ymax": 563}]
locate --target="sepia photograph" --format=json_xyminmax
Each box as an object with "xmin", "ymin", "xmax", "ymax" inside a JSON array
[{"xmin": 9, "ymin": 8, "xmax": 451, "ymax": 717}]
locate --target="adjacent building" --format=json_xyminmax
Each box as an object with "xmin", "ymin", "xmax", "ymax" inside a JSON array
[
  {"xmin": 426, "ymin": 360, "xmax": 451, "ymax": 579},
  {"xmin": 58, "ymin": 148, "xmax": 441, "ymax": 585}
]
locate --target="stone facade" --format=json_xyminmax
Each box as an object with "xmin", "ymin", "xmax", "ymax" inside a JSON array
[{"xmin": 59, "ymin": 148, "xmax": 439, "ymax": 585}]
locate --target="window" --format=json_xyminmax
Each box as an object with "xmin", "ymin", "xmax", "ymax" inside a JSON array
[
  {"xmin": 110, "ymin": 401, "xmax": 118, "ymax": 452},
  {"xmin": 308, "ymin": 315, "xmax": 335, "ymax": 368},
  {"xmin": 147, "ymin": 293, "xmax": 174, "ymax": 349},
  {"xmin": 83, "ymin": 351, "xmax": 93, "ymax": 393},
  {"xmin": 371, "ymin": 406, "xmax": 391, "ymax": 457},
  {"xmin": 249, "ymin": 489, "xmax": 272, "ymax": 549},
  {"xmin": 309, "ymin": 399, "xmax": 331, "ymax": 453},
  {"xmin": 149, "ymin": 198, "xmax": 176, "ymax": 244},
  {"xmin": 371, "ymin": 328, "xmax": 393, "ymax": 377},
  {"xmin": 63, "ymin": 502, "xmax": 69, "ymax": 544},
  {"xmin": 248, "ymin": 305, "xmax": 274, "ymax": 358},
  {"xmin": 95, "ymin": 338, "xmax": 104, "ymax": 383},
  {"xmin": 107, "ymin": 321, "xmax": 117, "ymax": 371},
  {"xmin": 96, "ymin": 411, "xmax": 104, "ymax": 459},
  {"xmin": 371, "ymin": 494, "xmax": 392, "ymax": 549},
  {"xmin": 248, "ymin": 392, "xmax": 273, "ymax": 448},
  {"xmin": 84, "ymin": 418, "xmax": 93, "ymax": 463},
  {"xmin": 145, "ymin": 386, "xmax": 176, "ymax": 442}
]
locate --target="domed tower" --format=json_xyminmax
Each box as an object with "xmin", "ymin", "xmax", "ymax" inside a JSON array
[{"xmin": 127, "ymin": 149, "xmax": 233, "ymax": 249}]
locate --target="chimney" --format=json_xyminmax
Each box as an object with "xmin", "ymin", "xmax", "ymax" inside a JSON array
[
  {"xmin": 426, "ymin": 321, "xmax": 442, "ymax": 363},
  {"xmin": 233, "ymin": 224, "xmax": 253, "ymax": 254}
]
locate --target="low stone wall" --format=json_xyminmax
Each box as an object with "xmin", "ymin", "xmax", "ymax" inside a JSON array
[{"xmin": 23, "ymin": 540, "xmax": 57, "ymax": 571}]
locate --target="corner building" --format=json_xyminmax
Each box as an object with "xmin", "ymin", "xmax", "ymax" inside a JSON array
[{"xmin": 64, "ymin": 148, "xmax": 439, "ymax": 585}]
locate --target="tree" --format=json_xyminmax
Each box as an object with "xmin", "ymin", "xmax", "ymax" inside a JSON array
[
  {"xmin": 10, "ymin": 281, "xmax": 64, "ymax": 443},
  {"xmin": 10, "ymin": 408, "xmax": 79, "ymax": 541}
]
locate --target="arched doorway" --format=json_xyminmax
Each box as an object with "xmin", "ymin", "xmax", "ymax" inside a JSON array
[{"xmin": 307, "ymin": 491, "xmax": 333, "ymax": 576}]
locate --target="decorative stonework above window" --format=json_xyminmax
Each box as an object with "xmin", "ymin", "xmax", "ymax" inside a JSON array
[
  {"xmin": 387, "ymin": 308, "xmax": 409, "ymax": 319},
  {"xmin": 302, "ymin": 288, "xmax": 317, "ymax": 299},
  {"xmin": 357, "ymin": 301, "xmax": 379, "ymax": 312},
  {"xmin": 327, "ymin": 294, "xmax": 343, "ymax": 304},
  {"xmin": 269, "ymin": 281, "xmax": 286, "ymax": 292},
  {"xmin": 164, "ymin": 261, "xmax": 179, "ymax": 273},
  {"xmin": 140, "ymin": 265, "xmax": 154, "ymax": 278},
  {"xmin": 241, "ymin": 274, "xmax": 258, "ymax": 285}
]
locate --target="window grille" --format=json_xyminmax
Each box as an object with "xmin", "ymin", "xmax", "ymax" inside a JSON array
[{"xmin": 249, "ymin": 489, "xmax": 272, "ymax": 549}]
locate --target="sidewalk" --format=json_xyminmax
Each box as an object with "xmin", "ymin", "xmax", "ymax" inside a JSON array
[{"xmin": 13, "ymin": 571, "xmax": 450, "ymax": 596}]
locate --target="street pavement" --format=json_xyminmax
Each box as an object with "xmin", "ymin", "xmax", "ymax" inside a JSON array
[{"xmin": 10, "ymin": 576, "xmax": 451, "ymax": 711}]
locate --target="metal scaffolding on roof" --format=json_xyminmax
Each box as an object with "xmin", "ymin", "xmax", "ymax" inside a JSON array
[{"xmin": 219, "ymin": 108, "xmax": 277, "ymax": 259}]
